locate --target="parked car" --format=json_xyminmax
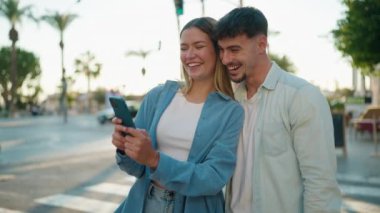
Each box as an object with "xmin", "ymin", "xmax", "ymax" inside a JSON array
[{"xmin": 97, "ymin": 100, "xmax": 140, "ymax": 125}]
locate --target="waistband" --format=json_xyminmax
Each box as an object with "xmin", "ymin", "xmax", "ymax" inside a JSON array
[{"xmin": 148, "ymin": 183, "xmax": 175, "ymax": 201}]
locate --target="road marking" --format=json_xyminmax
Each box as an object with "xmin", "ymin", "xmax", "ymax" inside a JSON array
[
  {"xmin": 0, "ymin": 140, "xmax": 24, "ymax": 149},
  {"xmin": 340, "ymin": 184, "xmax": 380, "ymax": 198},
  {"xmin": 343, "ymin": 198, "xmax": 380, "ymax": 213},
  {"xmin": 337, "ymin": 174, "xmax": 380, "ymax": 186},
  {"xmin": 0, "ymin": 174, "xmax": 15, "ymax": 182},
  {"xmin": 6, "ymin": 151, "xmax": 111, "ymax": 173},
  {"xmin": 35, "ymin": 194, "xmax": 118, "ymax": 213},
  {"xmin": 0, "ymin": 207, "xmax": 24, "ymax": 213},
  {"xmin": 0, "ymin": 121, "xmax": 33, "ymax": 128},
  {"xmin": 86, "ymin": 182, "xmax": 131, "ymax": 196},
  {"xmin": 125, "ymin": 176, "xmax": 136, "ymax": 183}
]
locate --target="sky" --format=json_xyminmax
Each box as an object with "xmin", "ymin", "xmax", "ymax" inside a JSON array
[{"xmin": 0, "ymin": 0, "xmax": 353, "ymax": 99}]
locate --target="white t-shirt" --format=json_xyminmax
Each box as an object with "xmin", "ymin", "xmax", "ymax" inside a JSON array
[
  {"xmin": 230, "ymin": 84, "xmax": 260, "ymax": 212},
  {"xmin": 156, "ymin": 90, "xmax": 204, "ymax": 161}
]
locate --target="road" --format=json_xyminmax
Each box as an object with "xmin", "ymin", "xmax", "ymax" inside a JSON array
[
  {"xmin": 0, "ymin": 115, "xmax": 379, "ymax": 212},
  {"xmin": 0, "ymin": 115, "xmax": 130, "ymax": 212}
]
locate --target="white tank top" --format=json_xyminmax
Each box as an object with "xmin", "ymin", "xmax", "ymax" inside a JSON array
[{"xmin": 156, "ymin": 90, "xmax": 204, "ymax": 161}]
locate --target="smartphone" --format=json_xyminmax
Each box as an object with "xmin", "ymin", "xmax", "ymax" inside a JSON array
[{"xmin": 109, "ymin": 96, "xmax": 136, "ymax": 129}]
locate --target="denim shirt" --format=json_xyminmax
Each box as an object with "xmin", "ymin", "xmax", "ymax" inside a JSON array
[
  {"xmin": 115, "ymin": 80, "xmax": 244, "ymax": 213},
  {"xmin": 226, "ymin": 62, "xmax": 342, "ymax": 213}
]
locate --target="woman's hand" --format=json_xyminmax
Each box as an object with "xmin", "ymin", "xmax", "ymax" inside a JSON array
[
  {"xmin": 124, "ymin": 127, "xmax": 159, "ymax": 170},
  {"xmin": 111, "ymin": 117, "xmax": 128, "ymax": 151}
]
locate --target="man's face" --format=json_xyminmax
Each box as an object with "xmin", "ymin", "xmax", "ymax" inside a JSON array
[{"xmin": 218, "ymin": 34, "xmax": 265, "ymax": 83}]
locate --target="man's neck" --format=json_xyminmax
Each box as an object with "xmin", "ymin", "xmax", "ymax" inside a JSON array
[{"xmin": 245, "ymin": 59, "xmax": 272, "ymax": 99}]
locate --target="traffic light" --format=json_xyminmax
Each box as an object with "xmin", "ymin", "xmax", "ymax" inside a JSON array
[{"xmin": 174, "ymin": 0, "xmax": 183, "ymax": 15}]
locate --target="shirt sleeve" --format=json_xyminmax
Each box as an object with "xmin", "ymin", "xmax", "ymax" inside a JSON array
[
  {"xmin": 115, "ymin": 85, "xmax": 164, "ymax": 178},
  {"xmin": 290, "ymin": 85, "xmax": 342, "ymax": 213}
]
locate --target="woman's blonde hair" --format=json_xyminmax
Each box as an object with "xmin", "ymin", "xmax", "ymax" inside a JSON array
[{"xmin": 180, "ymin": 17, "xmax": 234, "ymax": 99}]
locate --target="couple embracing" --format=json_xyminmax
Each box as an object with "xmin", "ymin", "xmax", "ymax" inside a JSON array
[{"xmin": 111, "ymin": 7, "xmax": 341, "ymax": 213}]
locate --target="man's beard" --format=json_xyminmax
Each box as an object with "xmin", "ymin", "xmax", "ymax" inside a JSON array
[{"xmin": 231, "ymin": 74, "xmax": 246, "ymax": 84}]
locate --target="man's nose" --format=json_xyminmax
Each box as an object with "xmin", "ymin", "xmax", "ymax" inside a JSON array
[{"xmin": 220, "ymin": 51, "xmax": 231, "ymax": 65}]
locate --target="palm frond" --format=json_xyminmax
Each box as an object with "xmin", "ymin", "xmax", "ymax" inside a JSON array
[{"xmin": 41, "ymin": 11, "xmax": 78, "ymax": 31}]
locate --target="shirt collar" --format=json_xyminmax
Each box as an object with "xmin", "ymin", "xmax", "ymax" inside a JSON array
[
  {"xmin": 233, "ymin": 61, "xmax": 283, "ymax": 102},
  {"xmin": 261, "ymin": 61, "xmax": 282, "ymax": 91}
]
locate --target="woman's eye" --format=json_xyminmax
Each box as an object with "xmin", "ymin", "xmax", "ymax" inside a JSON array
[{"xmin": 231, "ymin": 48, "xmax": 240, "ymax": 53}]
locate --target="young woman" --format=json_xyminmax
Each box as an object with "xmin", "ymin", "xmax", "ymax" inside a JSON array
[{"xmin": 111, "ymin": 17, "xmax": 244, "ymax": 213}]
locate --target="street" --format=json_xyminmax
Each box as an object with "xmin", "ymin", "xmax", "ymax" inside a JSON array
[
  {"xmin": 0, "ymin": 115, "xmax": 380, "ymax": 212},
  {"xmin": 0, "ymin": 115, "xmax": 129, "ymax": 212}
]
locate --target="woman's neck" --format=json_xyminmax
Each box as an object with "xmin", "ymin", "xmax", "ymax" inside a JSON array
[{"xmin": 184, "ymin": 80, "xmax": 215, "ymax": 103}]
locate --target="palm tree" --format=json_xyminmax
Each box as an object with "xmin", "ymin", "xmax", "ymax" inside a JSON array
[
  {"xmin": 74, "ymin": 51, "xmax": 102, "ymax": 113},
  {"xmin": 0, "ymin": 0, "xmax": 35, "ymax": 116},
  {"xmin": 126, "ymin": 50, "xmax": 153, "ymax": 76},
  {"xmin": 41, "ymin": 11, "xmax": 77, "ymax": 123}
]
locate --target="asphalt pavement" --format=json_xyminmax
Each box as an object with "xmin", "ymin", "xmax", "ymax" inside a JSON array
[{"xmin": 337, "ymin": 126, "xmax": 380, "ymax": 212}]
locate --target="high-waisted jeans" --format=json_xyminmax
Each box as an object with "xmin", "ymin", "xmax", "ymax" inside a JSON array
[{"xmin": 143, "ymin": 183, "xmax": 175, "ymax": 213}]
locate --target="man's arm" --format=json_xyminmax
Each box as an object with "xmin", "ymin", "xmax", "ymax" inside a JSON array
[{"xmin": 290, "ymin": 85, "xmax": 342, "ymax": 213}]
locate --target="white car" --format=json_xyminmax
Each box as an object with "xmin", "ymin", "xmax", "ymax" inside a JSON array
[{"xmin": 97, "ymin": 100, "xmax": 140, "ymax": 124}]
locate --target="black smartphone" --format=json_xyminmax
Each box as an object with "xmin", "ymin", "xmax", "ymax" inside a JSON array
[{"xmin": 109, "ymin": 96, "xmax": 136, "ymax": 129}]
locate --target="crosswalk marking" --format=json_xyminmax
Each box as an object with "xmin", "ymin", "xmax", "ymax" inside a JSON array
[
  {"xmin": 35, "ymin": 194, "xmax": 118, "ymax": 213},
  {"xmin": 29, "ymin": 179, "xmax": 380, "ymax": 213},
  {"xmin": 340, "ymin": 184, "xmax": 380, "ymax": 198},
  {"xmin": 337, "ymin": 173, "xmax": 380, "ymax": 186},
  {"xmin": 86, "ymin": 182, "xmax": 132, "ymax": 196},
  {"xmin": 343, "ymin": 199, "xmax": 380, "ymax": 213},
  {"xmin": 0, "ymin": 207, "xmax": 24, "ymax": 213},
  {"xmin": 125, "ymin": 176, "xmax": 136, "ymax": 183}
]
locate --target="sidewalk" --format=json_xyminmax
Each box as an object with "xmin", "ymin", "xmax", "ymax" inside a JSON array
[{"xmin": 336, "ymin": 126, "xmax": 380, "ymax": 212}]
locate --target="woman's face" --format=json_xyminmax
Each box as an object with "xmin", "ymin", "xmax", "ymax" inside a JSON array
[{"xmin": 180, "ymin": 27, "xmax": 216, "ymax": 82}]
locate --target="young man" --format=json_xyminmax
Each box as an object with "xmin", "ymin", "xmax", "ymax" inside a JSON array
[{"xmin": 215, "ymin": 7, "xmax": 342, "ymax": 213}]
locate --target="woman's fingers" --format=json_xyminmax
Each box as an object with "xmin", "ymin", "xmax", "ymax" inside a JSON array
[{"xmin": 111, "ymin": 117, "xmax": 122, "ymax": 124}]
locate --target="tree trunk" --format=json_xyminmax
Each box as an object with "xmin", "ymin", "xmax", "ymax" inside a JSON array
[
  {"xmin": 87, "ymin": 74, "xmax": 91, "ymax": 113},
  {"xmin": 9, "ymin": 26, "xmax": 18, "ymax": 117},
  {"xmin": 1, "ymin": 88, "xmax": 10, "ymax": 113},
  {"xmin": 371, "ymin": 76, "xmax": 380, "ymax": 106},
  {"xmin": 59, "ymin": 34, "xmax": 68, "ymax": 123}
]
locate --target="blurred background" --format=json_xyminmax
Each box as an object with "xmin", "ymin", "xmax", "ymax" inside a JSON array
[
  {"xmin": 1, "ymin": 0, "xmax": 377, "ymax": 119},
  {"xmin": 0, "ymin": 0, "xmax": 379, "ymax": 212}
]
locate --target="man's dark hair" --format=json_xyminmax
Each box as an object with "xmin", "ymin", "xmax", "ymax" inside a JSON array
[{"xmin": 215, "ymin": 7, "xmax": 268, "ymax": 40}]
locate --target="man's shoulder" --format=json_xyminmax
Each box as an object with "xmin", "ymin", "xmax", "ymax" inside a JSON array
[
  {"xmin": 273, "ymin": 69, "xmax": 320, "ymax": 98},
  {"xmin": 278, "ymin": 69, "xmax": 311, "ymax": 90}
]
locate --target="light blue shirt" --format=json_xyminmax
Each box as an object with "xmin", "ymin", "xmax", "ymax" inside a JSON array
[
  {"xmin": 226, "ymin": 62, "xmax": 342, "ymax": 213},
  {"xmin": 115, "ymin": 80, "xmax": 244, "ymax": 213}
]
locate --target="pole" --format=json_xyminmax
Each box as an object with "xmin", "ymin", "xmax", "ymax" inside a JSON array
[
  {"xmin": 60, "ymin": 36, "xmax": 68, "ymax": 123},
  {"xmin": 372, "ymin": 115, "xmax": 380, "ymax": 157},
  {"xmin": 201, "ymin": 0, "xmax": 205, "ymax": 16}
]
